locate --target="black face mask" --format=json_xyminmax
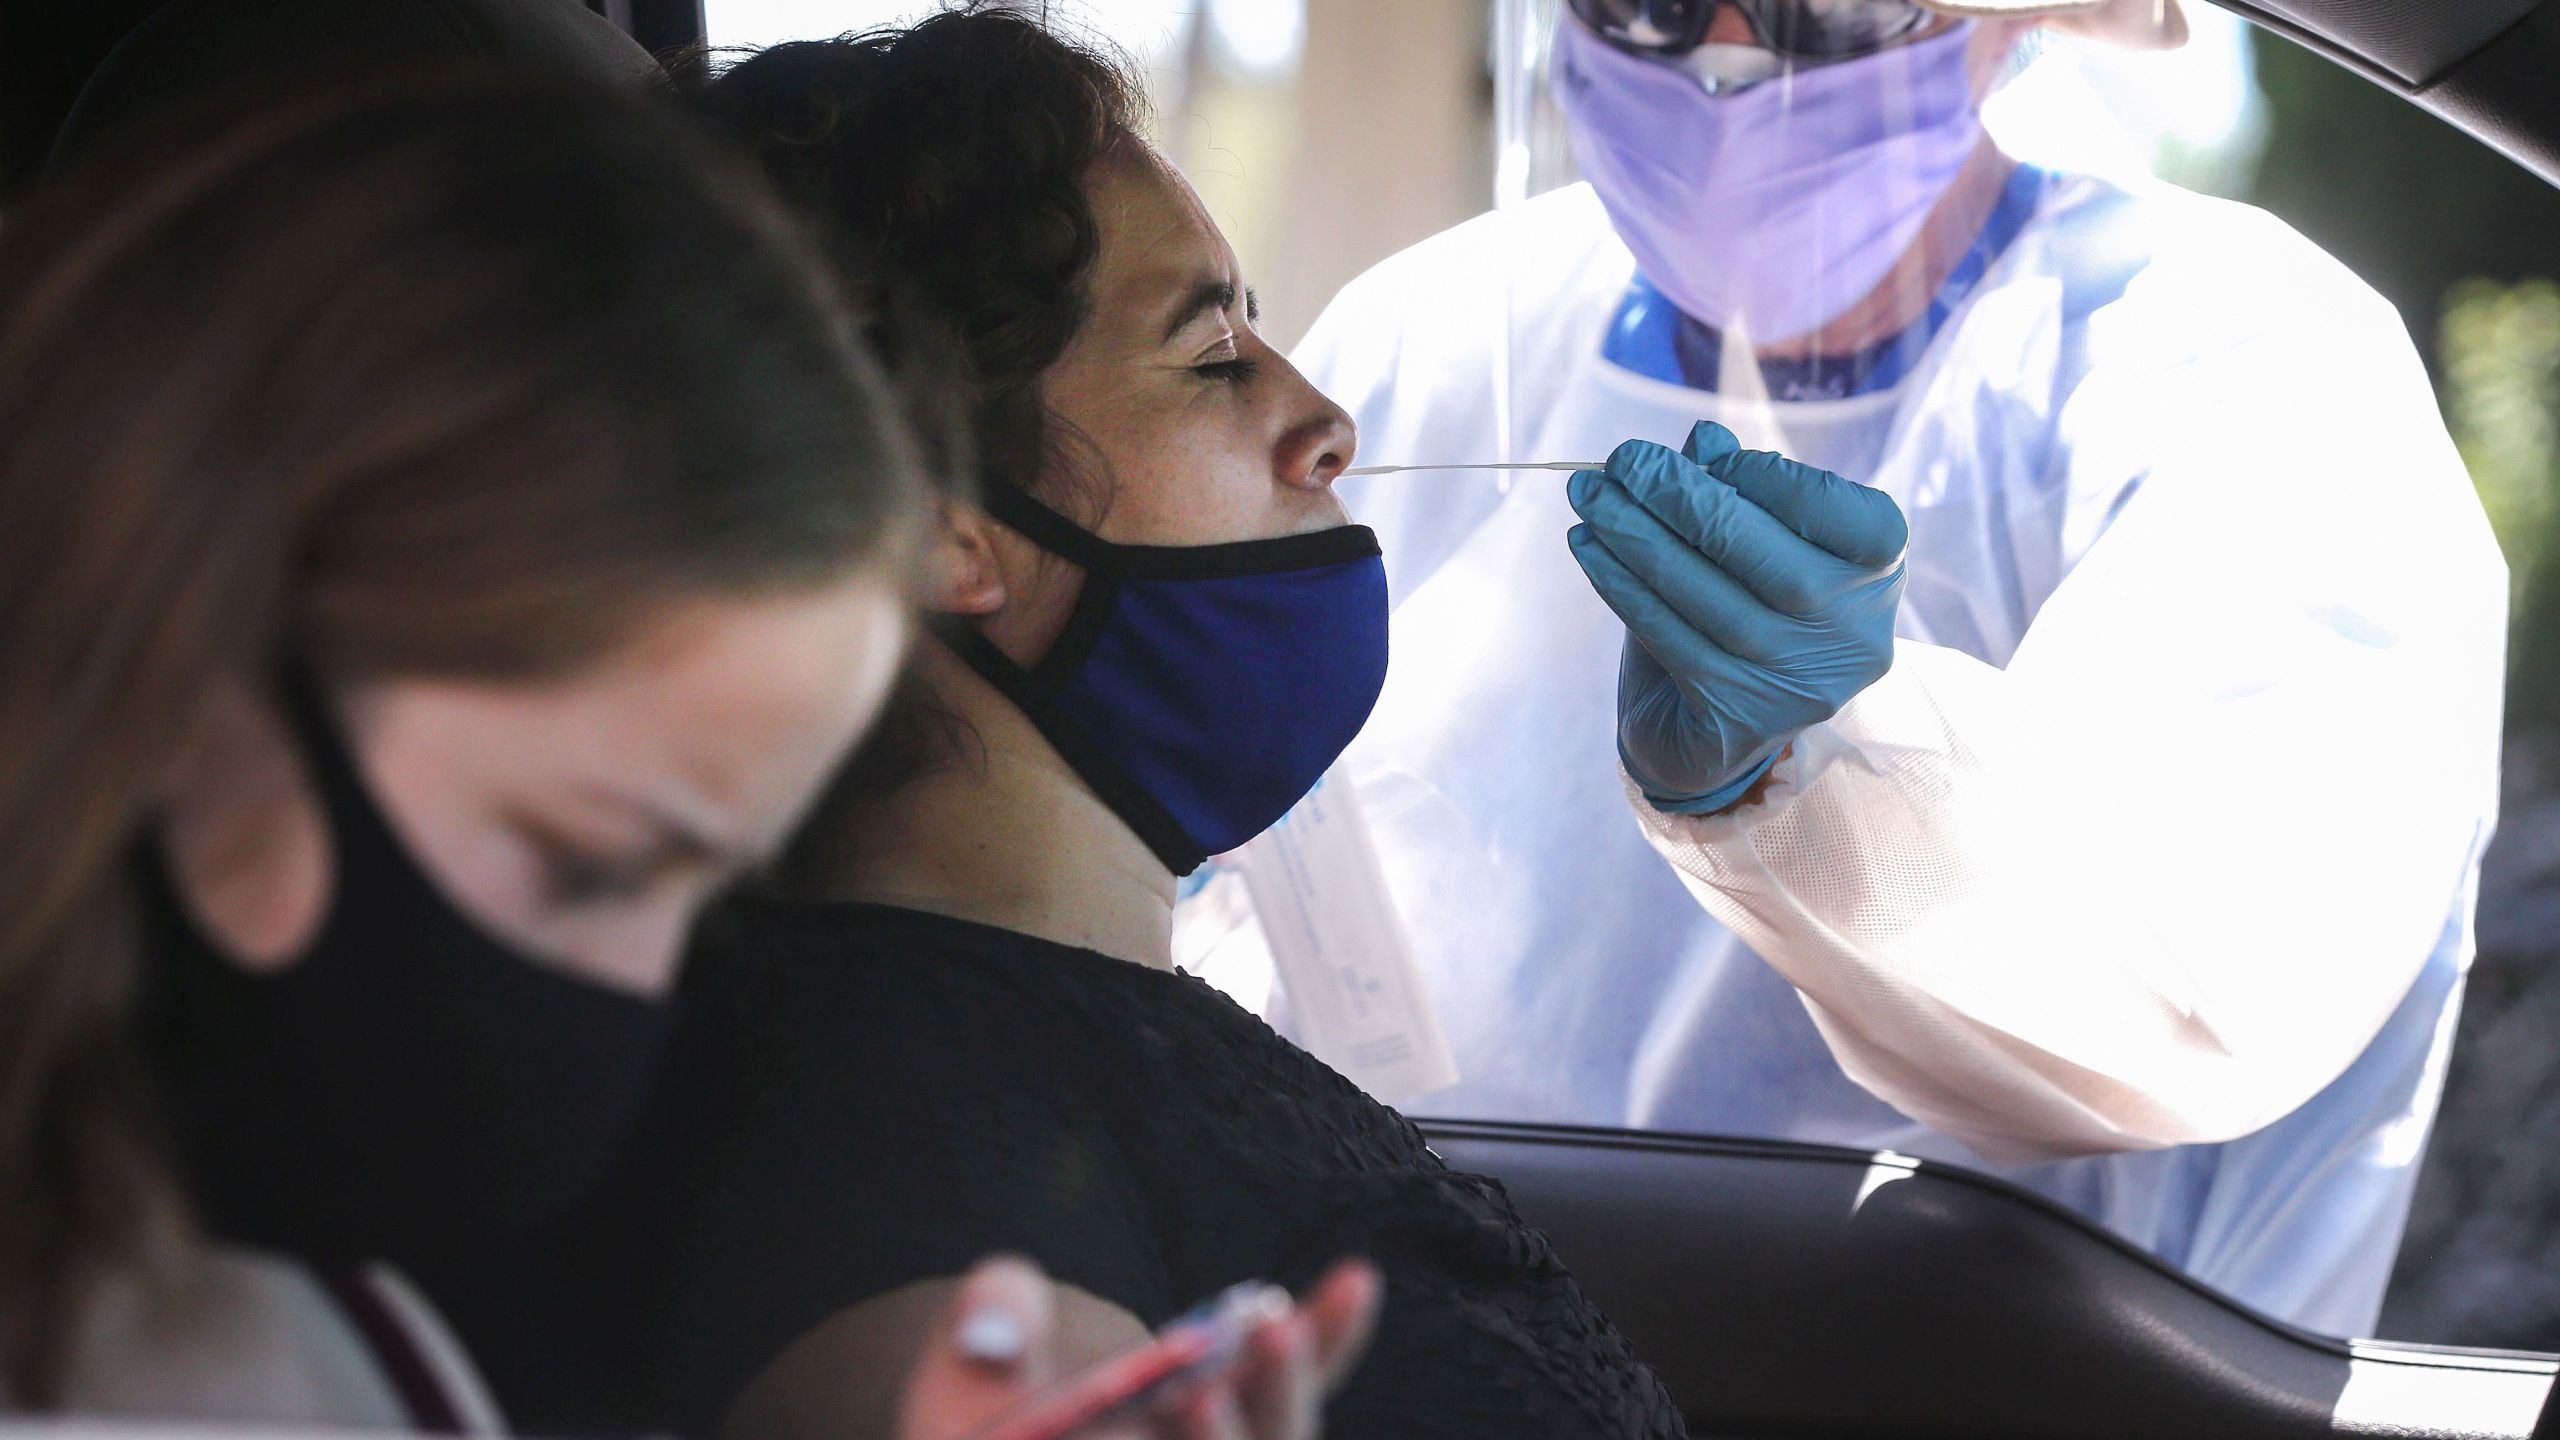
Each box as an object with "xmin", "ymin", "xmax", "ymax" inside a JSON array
[{"xmin": 137, "ymin": 671, "xmax": 669, "ymax": 1264}]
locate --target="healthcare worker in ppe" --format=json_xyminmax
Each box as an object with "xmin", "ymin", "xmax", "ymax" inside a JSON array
[{"xmin": 1284, "ymin": 0, "xmax": 2507, "ymax": 1337}]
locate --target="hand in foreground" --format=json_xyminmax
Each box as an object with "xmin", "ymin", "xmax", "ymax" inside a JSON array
[
  {"xmin": 1568, "ymin": 420, "xmax": 1907, "ymax": 813},
  {"xmin": 902, "ymin": 1256, "xmax": 1381, "ymax": 1440}
]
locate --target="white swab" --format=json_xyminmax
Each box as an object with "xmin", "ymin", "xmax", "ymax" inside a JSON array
[{"xmin": 1340, "ymin": 460, "xmax": 1605, "ymax": 476}]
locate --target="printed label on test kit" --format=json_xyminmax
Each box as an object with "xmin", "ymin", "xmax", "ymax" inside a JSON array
[{"xmin": 1230, "ymin": 771, "xmax": 1459, "ymax": 1104}]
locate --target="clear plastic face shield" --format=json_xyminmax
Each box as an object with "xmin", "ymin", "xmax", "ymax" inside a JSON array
[
  {"xmin": 1470, "ymin": 0, "xmax": 2209, "ymax": 464},
  {"xmin": 1495, "ymin": 0, "xmax": 1989, "ymax": 462}
]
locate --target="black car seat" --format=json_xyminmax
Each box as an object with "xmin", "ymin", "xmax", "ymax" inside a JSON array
[
  {"xmin": 45, "ymin": 0, "xmax": 660, "ymax": 177},
  {"xmin": 1422, "ymin": 1118, "xmax": 2560, "ymax": 1440}
]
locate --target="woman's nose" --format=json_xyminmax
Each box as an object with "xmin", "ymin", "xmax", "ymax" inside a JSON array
[
  {"xmin": 565, "ymin": 903, "xmax": 692, "ymax": 999},
  {"xmin": 1703, "ymin": 4, "xmax": 1757, "ymax": 45},
  {"xmin": 1276, "ymin": 363, "xmax": 1357, "ymax": 491}
]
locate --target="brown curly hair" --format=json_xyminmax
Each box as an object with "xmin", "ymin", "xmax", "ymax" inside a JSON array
[{"xmin": 686, "ymin": 5, "xmax": 1149, "ymax": 508}]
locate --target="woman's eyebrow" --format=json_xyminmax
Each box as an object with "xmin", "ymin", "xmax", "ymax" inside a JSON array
[{"xmin": 1159, "ymin": 277, "xmax": 1258, "ymax": 342}]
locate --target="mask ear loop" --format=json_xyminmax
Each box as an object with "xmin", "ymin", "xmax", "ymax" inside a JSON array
[
  {"xmin": 973, "ymin": 486, "xmax": 1123, "ymax": 689},
  {"xmin": 264, "ymin": 662, "xmax": 458, "ymax": 942},
  {"xmin": 924, "ymin": 615, "xmax": 1209, "ymax": 877},
  {"xmin": 977, "ymin": 483, "xmax": 1122, "ymax": 573},
  {"xmin": 129, "ymin": 664, "xmax": 355, "ymax": 983},
  {"xmin": 271, "ymin": 662, "xmax": 372, "ymax": 839}
]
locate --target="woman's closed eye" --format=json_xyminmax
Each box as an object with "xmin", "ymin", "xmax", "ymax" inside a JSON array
[
  {"xmin": 514, "ymin": 811, "xmax": 685, "ymax": 911},
  {"xmin": 1194, "ymin": 350, "xmax": 1261, "ymax": 385},
  {"xmin": 508, "ymin": 785, "xmax": 760, "ymax": 917},
  {"xmin": 536, "ymin": 841, "xmax": 663, "ymax": 908}
]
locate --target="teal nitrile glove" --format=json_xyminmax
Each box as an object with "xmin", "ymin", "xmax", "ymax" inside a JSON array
[{"xmin": 1566, "ymin": 421, "xmax": 1909, "ymax": 814}]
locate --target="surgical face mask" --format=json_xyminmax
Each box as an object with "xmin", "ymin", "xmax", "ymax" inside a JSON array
[
  {"xmin": 138, "ymin": 670, "xmax": 669, "ymax": 1263},
  {"xmin": 1553, "ymin": 18, "xmax": 1984, "ymax": 343},
  {"xmin": 943, "ymin": 485, "xmax": 1390, "ymax": 876}
]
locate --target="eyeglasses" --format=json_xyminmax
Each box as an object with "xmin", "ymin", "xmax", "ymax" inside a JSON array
[{"xmin": 1565, "ymin": 0, "xmax": 1936, "ymax": 63}]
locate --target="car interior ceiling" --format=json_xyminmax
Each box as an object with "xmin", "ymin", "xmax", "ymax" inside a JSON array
[
  {"xmin": 2216, "ymin": 0, "xmax": 2560, "ymax": 186},
  {"xmin": 6, "ymin": 2, "xmax": 2560, "ymax": 1438}
]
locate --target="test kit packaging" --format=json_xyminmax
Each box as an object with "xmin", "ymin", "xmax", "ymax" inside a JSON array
[{"xmin": 1228, "ymin": 771, "xmax": 1460, "ymax": 1105}]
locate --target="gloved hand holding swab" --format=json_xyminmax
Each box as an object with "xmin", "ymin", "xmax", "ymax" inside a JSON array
[{"xmin": 1565, "ymin": 421, "xmax": 1907, "ymax": 814}]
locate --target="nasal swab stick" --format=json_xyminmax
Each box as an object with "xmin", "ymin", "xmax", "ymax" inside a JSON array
[{"xmin": 1340, "ymin": 460, "xmax": 1605, "ymax": 477}]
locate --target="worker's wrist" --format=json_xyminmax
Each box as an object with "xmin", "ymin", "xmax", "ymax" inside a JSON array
[{"xmin": 1645, "ymin": 750, "xmax": 1782, "ymax": 817}]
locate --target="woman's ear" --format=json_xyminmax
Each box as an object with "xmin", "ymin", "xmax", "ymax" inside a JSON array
[
  {"xmin": 157, "ymin": 675, "xmax": 332, "ymax": 973},
  {"xmin": 926, "ymin": 500, "xmax": 1009, "ymax": 617}
]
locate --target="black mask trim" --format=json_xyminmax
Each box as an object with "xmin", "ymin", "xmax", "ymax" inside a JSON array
[{"xmin": 979, "ymin": 484, "xmax": 1381, "ymax": 582}]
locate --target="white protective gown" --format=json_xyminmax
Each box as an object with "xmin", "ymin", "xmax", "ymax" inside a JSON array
[{"xmin": 1279, "ymin": 169, "xmax": 2506, "ymax": 1337}]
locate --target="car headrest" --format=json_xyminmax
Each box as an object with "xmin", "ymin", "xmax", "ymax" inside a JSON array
[{"xmin": 48, "ymin": 0, "xmax": 662, "ymax": 174}]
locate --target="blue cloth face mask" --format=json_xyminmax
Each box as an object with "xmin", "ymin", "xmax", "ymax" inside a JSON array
[
  {"xmin": 1552, "ymin": 18, "xmax": 1984, "ymax": 343},
  {"xmin": 942, "ymin": 485, "xmax": 1390, "ymax": 875}
]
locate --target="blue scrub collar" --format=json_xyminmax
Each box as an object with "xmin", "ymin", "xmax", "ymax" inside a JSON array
[{"xmin": 1603, "ymin": 162, "xmax": 2050, "ymax": 401}]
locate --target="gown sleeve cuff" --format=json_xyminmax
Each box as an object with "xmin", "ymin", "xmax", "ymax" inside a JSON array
[{"xmin": 1639, "ymin": 752, "xmax": 1781, "ymax": 816}]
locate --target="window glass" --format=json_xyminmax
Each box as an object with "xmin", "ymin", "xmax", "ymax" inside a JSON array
[{"xmin": 698, "ymin": 0, "xmax": 2560, "ymax": 1355}]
